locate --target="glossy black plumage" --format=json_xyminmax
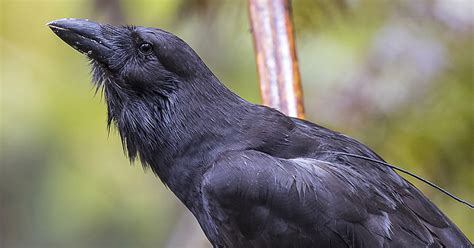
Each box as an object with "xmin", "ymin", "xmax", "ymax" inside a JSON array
[{"xmin": 48, "ymin": 19, "xmax": 471, "ymax": 248}]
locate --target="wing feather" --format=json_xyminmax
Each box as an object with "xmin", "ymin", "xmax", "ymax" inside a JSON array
[{"xmin": 202, "ymin": 150, "xmax": 396, "ymax": 247}]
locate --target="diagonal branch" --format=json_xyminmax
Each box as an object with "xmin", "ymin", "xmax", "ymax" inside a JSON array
[{"xmin": 248, "ymin": 0, "xmax": 305, "ymax": 118}]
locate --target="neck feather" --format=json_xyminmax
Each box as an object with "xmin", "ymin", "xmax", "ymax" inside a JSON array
[{"xmin": 105, "ymin": 75, "xmax": 251, "ymax": 200}]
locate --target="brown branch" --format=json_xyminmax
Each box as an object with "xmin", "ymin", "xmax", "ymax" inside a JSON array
[{"xmin": 248, "ymin": 0, "xmax": 305, "ymax": 118}]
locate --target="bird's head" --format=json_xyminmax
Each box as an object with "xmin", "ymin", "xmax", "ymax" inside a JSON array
[{"xmin": 48, "ymin": 18, "xmax": 210, "ymax": 97}]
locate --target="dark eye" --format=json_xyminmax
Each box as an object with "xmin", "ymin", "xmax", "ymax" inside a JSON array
[{"xmin": 139, "ymin": 42, "xmax": 153, "ymax": 54}]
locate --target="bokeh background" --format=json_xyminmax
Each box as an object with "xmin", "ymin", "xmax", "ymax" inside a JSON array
[{"xmin": 1, "ymin": 0, "xmax": 473, "ymax": 247}]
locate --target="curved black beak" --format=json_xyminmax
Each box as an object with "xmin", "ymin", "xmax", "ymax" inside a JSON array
[{"xmin": 48, "ymin": 18, "xmax": 112, "ymax": 63}]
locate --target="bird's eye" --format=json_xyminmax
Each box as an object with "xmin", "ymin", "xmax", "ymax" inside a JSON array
[{"xmin": 139, "ymin": 43, "xmax": 153, "ymax": 55}]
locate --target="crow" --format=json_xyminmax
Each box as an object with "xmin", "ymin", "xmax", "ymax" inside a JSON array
[{"xmin": 48, "ymin": 19, "xmax": 471, "ymax": 248}]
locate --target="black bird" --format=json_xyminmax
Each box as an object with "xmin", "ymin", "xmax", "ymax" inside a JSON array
[{"xmin": 48, "ymin": 19, "xmax": 471, "ymax": 248}]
